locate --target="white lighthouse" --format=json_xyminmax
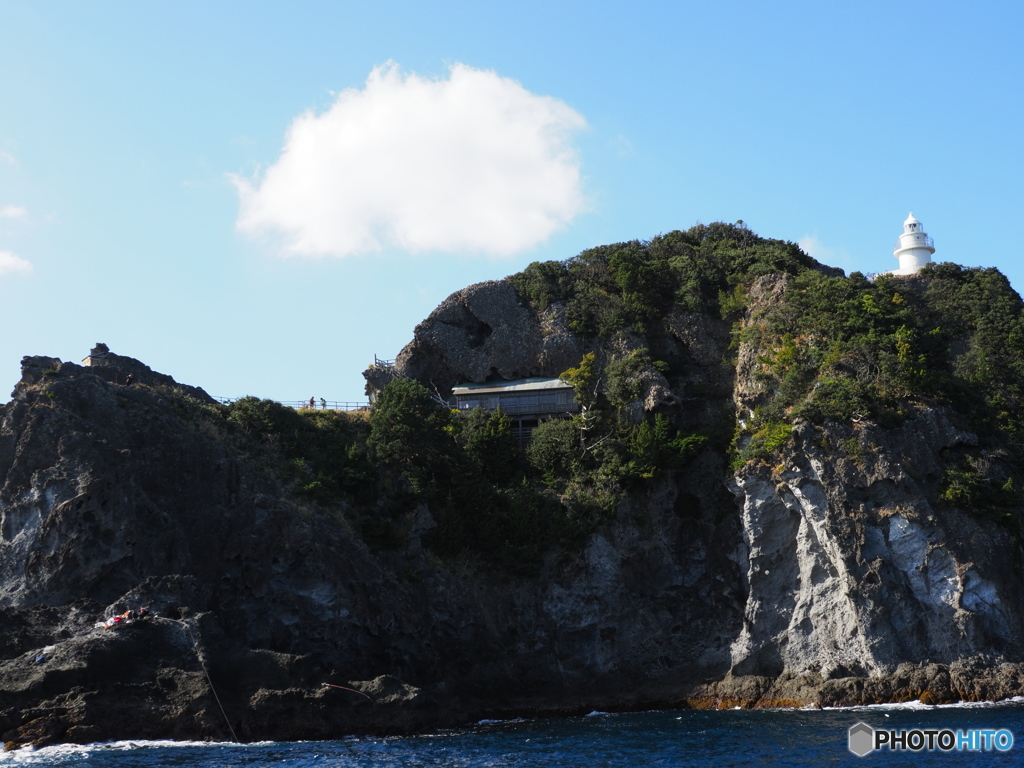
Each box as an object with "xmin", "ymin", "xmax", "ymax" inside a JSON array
[{"xmin": 890, "ymin": 212, "xmax": 935, "ymax": 275}]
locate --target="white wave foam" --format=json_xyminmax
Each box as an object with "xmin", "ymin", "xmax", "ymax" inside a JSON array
[
  {"xmin": 474, "ymin": 717, "xmax": 529, "ymax": 727},
  {"xmin": 823, "ymin": 695, "xmax": 1024, "ymax": 712},
  {"xmin": 0, "ymin": 739, "xmax": 267, "ymax": 762}
]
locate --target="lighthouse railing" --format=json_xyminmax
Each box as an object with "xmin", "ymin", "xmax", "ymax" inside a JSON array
[{"xmin": 893, "ymin": 235, "xmax": 934, "ymax": 250}]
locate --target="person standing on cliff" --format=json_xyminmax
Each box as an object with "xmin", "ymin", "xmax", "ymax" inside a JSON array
[{"xmin": 309, "ymin": 396, "xmax": 315, "ymax": 409}]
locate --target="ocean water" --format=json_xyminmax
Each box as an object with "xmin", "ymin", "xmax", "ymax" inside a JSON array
[{"xmin": 3, "ymin": 700, "xmax": 1023, "ymax": 767}]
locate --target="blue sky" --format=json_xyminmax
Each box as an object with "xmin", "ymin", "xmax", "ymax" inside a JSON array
[{"xmin": 2, "ymin": 1, "xmax": 1022, "ymax": 403}]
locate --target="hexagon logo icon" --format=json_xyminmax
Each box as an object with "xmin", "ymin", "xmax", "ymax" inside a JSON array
[{"xmin": 848, "ymin": 722, "xmax": 874, "ymax": 756}]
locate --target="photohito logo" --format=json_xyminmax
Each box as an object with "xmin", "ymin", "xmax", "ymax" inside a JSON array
[{"xmin": 848, "ymin": 721, "xmax": 1014, "ymax": 756}]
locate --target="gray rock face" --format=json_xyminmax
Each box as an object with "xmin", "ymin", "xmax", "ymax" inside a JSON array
[
  {"xmin": 535, "ymin": 303, "xmax": 587, "ymax": 380},
  {"xmin": 388, "ymin": 280, "xmax": 600, "ymax": 399},
  {"xmin": 728, "ymin": 413, "xmax": 1023, "ymax": 684},
  {"xmin": 388, "ymin": 281, "xmax": 728, "ymax": 427},
  {"xmin": 717, "ymin": 276, "xmax": 1024, "ymax": 706},
  {"xmin": 395, "ymin": 281, "xmax": 546, "ymax": 396}
]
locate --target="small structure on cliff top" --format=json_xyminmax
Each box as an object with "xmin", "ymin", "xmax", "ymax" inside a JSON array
[
  {"xmin": 81, "ymin": 343, "xmax": 111, "ymax": 366},
  {"xmin": 75, "ymin": 343, "xmax": 215, "ymax": 403},
  {"xmin": 889, "ymin": 212, "xmax": 935, "ymax": 276}
]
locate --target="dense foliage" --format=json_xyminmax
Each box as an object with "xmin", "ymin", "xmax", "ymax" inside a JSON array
[
  {"xmin": 735, "ymin": 264, "xmax": 1024, "ymax": 525},
  {"xmin": 509, "ymin": 222, "xmax": 1024, "ymax": 529},
  {"xmin": 366, "ymin": 378, "xmax": 614, "ymax": 570},
  {"xmin": 358, "ymin": 375, "xmax": 702, "ymax": 569},
  {"xmin": 739, "ymin": 265, "xmax": 1024, "ymax": 438},
  {"xmin": 222, "ymin": 396, "xmax": 376, "ymax": 505},
  {"xmin": 508, "ymin": 221, "xmax": 819, "ymax": 333},
  {"xmin": 173, "ymin": 221, "xmax": 1024, "ymax": 558}
]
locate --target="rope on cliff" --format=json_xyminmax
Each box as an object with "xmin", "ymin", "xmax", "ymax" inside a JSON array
[
  {"xmin": 321, "ymin": 682, "xmax": 373, "ymax": 702},
  {"xmin": 158, "ymin": 617, "xmax": 239, "ymax": 743}
]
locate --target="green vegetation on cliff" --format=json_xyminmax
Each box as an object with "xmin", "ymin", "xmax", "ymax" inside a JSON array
[
  {"xmin": 741, "ymin": 265, "xmax": 1024, "ymax": 435},
  {"xmin": 323, "ymin": 222, "xmax": 821, "ymax": 566},
  {"xmin": 508, "ymin": 221, "xmax": 819, "ymax": 329},
  {"xmin": 175, "ymin": 222, "xmax": 1024, "ymax": 558},
  {"xmin": 365, "ymin": 376, "xmax": 703, "ymax": 570},
  {"xmin": 507, "ymin": 222, "xmax": 1024, "ymax": 530},
  {"xmin": 734, "ymin": 263, "xmax": 1024, "ymax": 524},
  {"xmin": 179, "ymin": 394, "xmax": 377, "ymax": 506}
]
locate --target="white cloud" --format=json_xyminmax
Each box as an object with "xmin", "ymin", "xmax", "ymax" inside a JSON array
[
  {"xmin": 0, "ymin": 152, "xmax": 15, "ymax": 166},
  {"xmin": 232, "ymin": 62, "xmax": 587, "ymax": 258},
  {"xmin": 799, "ymin": 234, "xmax": 855, "ymax": 272},
  {"xmin": 798, "ymin": 235, "xmax": 827, "ymax": 260},
  {"xmin": 0, "ymin": 250, "xmax": 32, "ymax": 276},
  {"xmin": 0, "ymin": 205, "xmax": 28, "ymax": 220}
]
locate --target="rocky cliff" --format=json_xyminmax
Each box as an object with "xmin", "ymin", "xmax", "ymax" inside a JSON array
[
  {"xmin": 0, "ymin": 349, "xmax": 746, "ymax": 747},
  {"xmin": 3, "ymin": 225, "xmax": 1024, "ymax": 747},
  {"xmin": 718, "ymin": 272, "xmax": 1024, "ymax": 706}
]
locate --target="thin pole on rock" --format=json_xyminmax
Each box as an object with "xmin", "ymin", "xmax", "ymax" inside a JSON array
[{"xmin": 158, "ymin": 616, "xmax": 239, "ymax": 742}]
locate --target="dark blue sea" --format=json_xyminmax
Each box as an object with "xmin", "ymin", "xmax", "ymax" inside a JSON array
[{"xmin": 4, "ymin": 699, "xmax": 1023, "ymax": 767}]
